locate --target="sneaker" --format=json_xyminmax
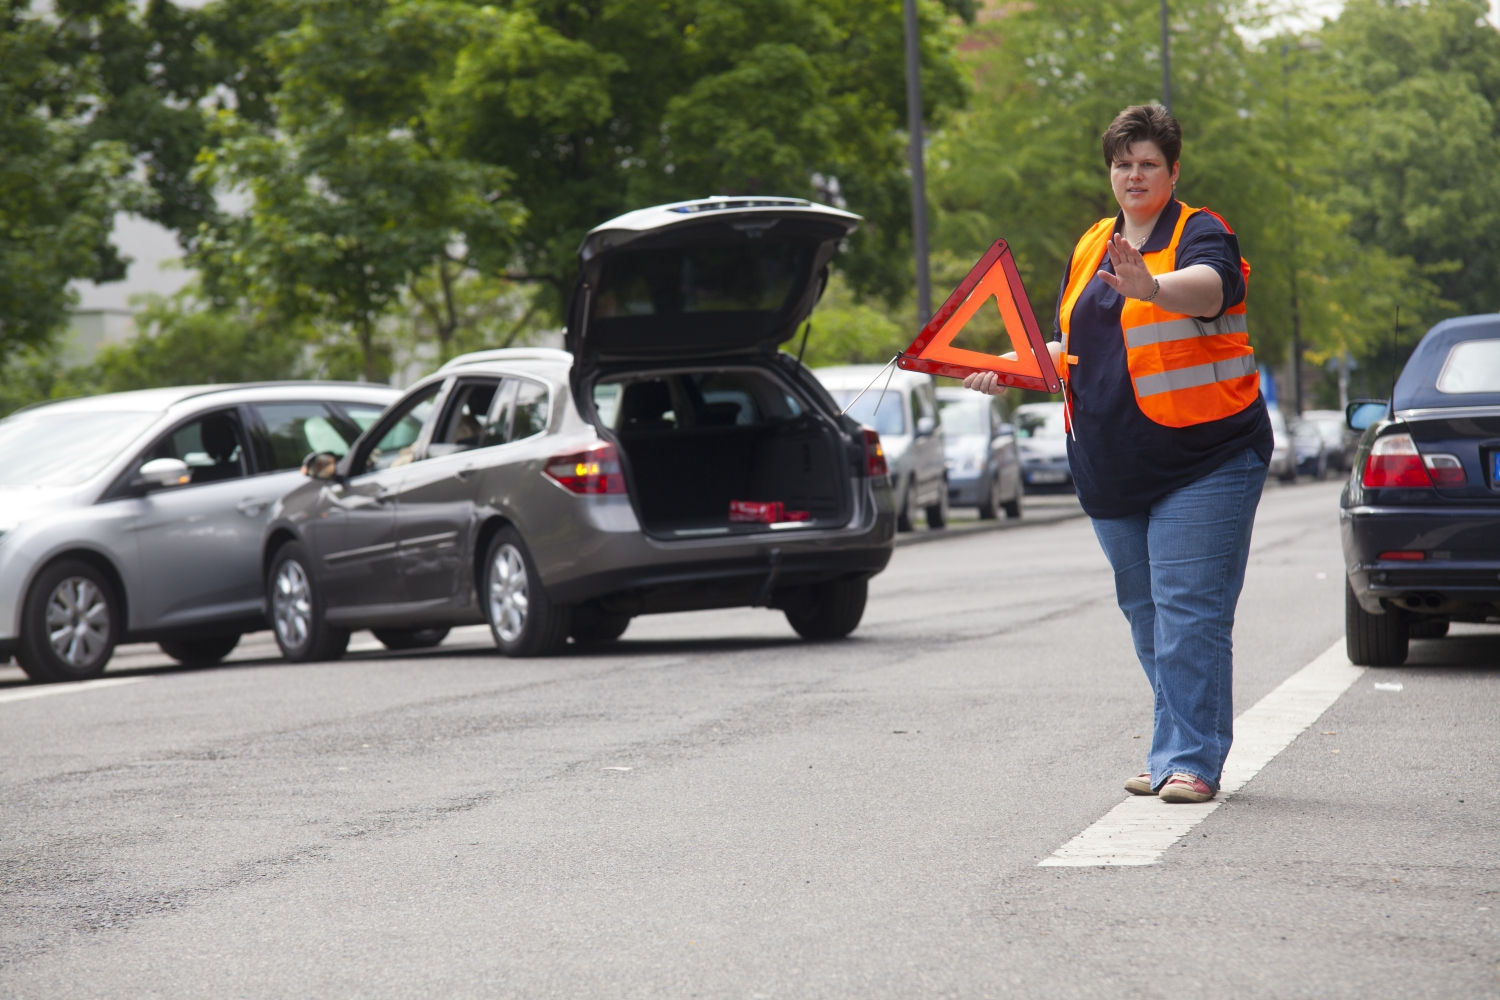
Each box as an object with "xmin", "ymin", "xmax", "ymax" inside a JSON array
[
  {"xmin": 1124, "ymin": 772, "xmax": 1155, "ymax": 796},
  {"xmin": 1158, "ymin": 772, "xmax": 1215, "ymax": 803}
]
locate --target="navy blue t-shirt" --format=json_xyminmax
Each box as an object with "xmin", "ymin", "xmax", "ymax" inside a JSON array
[{"xmin": 1053, "ymin": 200, "xmax": 1273, "ymax": 519}]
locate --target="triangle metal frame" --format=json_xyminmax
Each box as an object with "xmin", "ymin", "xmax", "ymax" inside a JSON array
[{"xmin": 896, "ymin": 239, "xmax": 1062, "ymax": 393}]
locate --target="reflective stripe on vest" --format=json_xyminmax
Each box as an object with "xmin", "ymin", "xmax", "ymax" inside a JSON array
[
  {"xmin": 1060, "ymin": 202, "xmax": 1257, "ymax": 429},
  {"xmin": 1135, "ymin": 352, "xmax": 1258, "ymax": 398}
]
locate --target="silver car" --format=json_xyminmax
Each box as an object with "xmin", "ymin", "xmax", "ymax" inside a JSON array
[
  {"xmin": 0, "ymin": 382, "xmax": 398, "ymax": 681},
  {"xmin": 935, "ymin": 385, "xmax": 1023, "ymax": 519},
  {"xmin": 262, "ymin": 196, "xmax": 897, "ymax": 661},
  {"xmin": 813, "ymin": 364, "xmax": 949, "ymax": 531},
  {"xmin": 1013, "ymin": 401, "xmax": 1074, "ymax": 491}
]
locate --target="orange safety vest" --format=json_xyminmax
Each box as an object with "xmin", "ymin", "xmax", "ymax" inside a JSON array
[{"xmin": 1058, "ymin": 204, "xmax": 1257, "ymax": 429}]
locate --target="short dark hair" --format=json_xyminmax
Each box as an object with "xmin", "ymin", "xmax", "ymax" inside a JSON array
[{"xmin": 1101, "ymin": 104, "xmax": 1182, "ymax": 170}]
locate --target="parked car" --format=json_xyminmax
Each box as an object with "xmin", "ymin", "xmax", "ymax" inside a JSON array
[
  {"xmin": 1012, "ymin": 401, "xmax": 1073, "ymax": 491},
  {"xmin": 1267, "ymin": 405, "xmax": 1296, "ymax": 482},
  {"xmin": 0, "ymin": 382, "xmax": 398, "ymax": 681},
  {"xmin": 1289, "ymin": 416, "xmax": 1334, "ymax": 480},
  {"xmin": 1300, "ymin": 408, "xmax": 1358, "ymax": 472},
  {"xmin": 1340, "ymin": 312, "xmax": 1500, "ymax": 666},
  {"xmin": 261, "ymin": 196, "xmax": 896, "ymax": 662},
  {"xmin": 935, "ymin": 385, "xmax": 1023, "ymax": 519},
  {"xmin": 813, "ymin": 364, "xmax": 948, "ymax": 531}
]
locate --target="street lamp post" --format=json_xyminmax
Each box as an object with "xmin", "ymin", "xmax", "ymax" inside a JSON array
[
  {"xmin": 1160, "ymin": 0, "xmax": 1171, "ymax": 111},
  {"xmin": 903, "ymin": 0, "xmax": 932, "ymax": 327}
]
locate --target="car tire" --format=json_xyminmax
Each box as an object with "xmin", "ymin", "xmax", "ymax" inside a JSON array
[
  {"xmin": 371, "ymin": 627, "xmax": 450, "ymax": 651},
  {"xmin": 267, "ymin": 542, "xmax": 350, "ymax": 663},
  {"xmin": 1002, "ymin": 483, "xmax": 1023, "ymax": 520},
  {"xmin": 15, "ymin": 559, "xmax": 120, "ymax": 683},
  {"xmin": 895, "ymin": 479, "xmax": 916, "ymax": 533},
  {"xmin": 976, "ymin": 475, "xmax": 1000, "ymax": 520},
  {"xmin": 784, "ymin": 576, "xmax": 868, "ymax": 640},
  {"xmin": 569, "ymin": 606, "xmax": 631, "ymax": 646},
  {"xmin": 925, "ymin": 480, "xmax": 948, "ymax": 530},
  {"xmin": 1344, "ymin": 579, "xmax": 1409, "ymax": 667},
  {"xmin": 158, "ymin": 634, "xmax": 240, "ymax": 667},
  {"xmin": 483, "ymin": 527, "xmax": 570, "ymax": 657}
]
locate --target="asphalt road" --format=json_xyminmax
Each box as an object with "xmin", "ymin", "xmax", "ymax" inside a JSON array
[{"xmin": 2, "ymin": 483, "xmax": 1497, "ymax": 999}]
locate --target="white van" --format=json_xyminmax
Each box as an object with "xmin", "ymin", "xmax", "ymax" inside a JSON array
[{"xmin": 813, "ymin": 364, "xmax": 948, "ymax": 531}]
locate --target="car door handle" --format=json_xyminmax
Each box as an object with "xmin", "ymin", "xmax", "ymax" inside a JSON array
[
  {"xmin": 454, "ymin": 464, "xmax": 477, "ymax": 482},
  {"xmin": 236, "ymin": 499, "xmax": 269, "ymax": 517}
]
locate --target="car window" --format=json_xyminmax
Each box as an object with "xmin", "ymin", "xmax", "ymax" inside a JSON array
[
  {"xmin": 592, "ymin": 240, "xmax": 811, "ymax": 319},
  {"xmin": 593, "ymin": 383, "xmax": 621, "ymax": 427},
  {"xmin": 911, "ymin": 386, "xmax": 936, "ymax": 426},
  {"xmin": 0, "ymin": 408, "xmax": 158, "ymax": 487},
  {"xmin": 614, "ymin": 379, "xmax": 677, "ymax": 431},
  {"xmin": 830, "ymin": 389, "xmax": 906, "ymax": 436},
  {"xmin": 937, "ymin": 397, "xmax": 988, "ymax": 436},
  {"xmin": 431, "ymin": 379, "xmax": 501, "ymax": 452},
  {"xmin": 1015, "ymin": 406, "xmax": 1064, "ymax": 439},
  {"xmin": 1436, "ymin": 339, "xmax": 1500, "ymax": 393},
  {"xmin": 510, "ymin": 378, "xmax": 550, "ymax": 440},
  {"xmin": 343, "ymin": 404, "xmax": 385, "ymax": 434},
  {"xmin": 255, "ymin": 401, "xmax": 373, "ymax": 471},
  {"xmin": 360, "ymin": 383, "xmax": 441, "ymax": 473},
  {"xmin": 148, "ymin": 409, "xmax": 248, "ymax": 485}
]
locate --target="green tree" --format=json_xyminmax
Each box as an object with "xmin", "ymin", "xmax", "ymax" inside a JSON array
[
  {"xmin": 432, "ymin": 0, "xmax": 970, "ymax": 313},
  {"xmin": 925, "ymin": 0, "xmax": 1449, "ymax": 408},
  {"xmin": 1318, "ymin": 0, "xmax": 1500, "ymax": 323},
  {"xmin": 85, "ymin": 285, "xmax": 326, "ymax": 390},
  {"xmin": 0, "ymin": 0, "xmax": 148, "ymax": 365}
]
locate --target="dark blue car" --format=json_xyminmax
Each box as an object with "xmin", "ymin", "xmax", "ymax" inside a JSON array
[{"xmin": 1339, "ymin": 313, "xmax": 1500, "ymax": 665}]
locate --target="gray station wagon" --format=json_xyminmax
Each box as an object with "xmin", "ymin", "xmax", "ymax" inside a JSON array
[{"xmin": 261, "ymin": 196, "xmax": 897, "ymax": 660}]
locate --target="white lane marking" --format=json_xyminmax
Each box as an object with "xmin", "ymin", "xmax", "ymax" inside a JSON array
[
  {"xmin": 0, "ymin": 676, "xmax": 147, "ymax": 704},
  {"xmin": 1039, "ymin": 640, "xmax": 1363, "ymax": 867}
]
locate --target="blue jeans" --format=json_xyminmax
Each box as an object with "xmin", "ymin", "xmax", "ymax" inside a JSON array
[{"xmin": 1090, "ymin": 447, "xmax": 1267, "ymax": 791}]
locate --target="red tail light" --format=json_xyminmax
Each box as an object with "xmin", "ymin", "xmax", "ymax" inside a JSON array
[
  {"xmin": 862, "ymin": 427, "xmax": 888, "ymax": 477},
  {"xmin": 544, "ymin": 443, "xmax": 626, "ymax": 494},
  {"xmin": 1361, "ymin": 433, "xmax": 1466, "ymax": 488}
]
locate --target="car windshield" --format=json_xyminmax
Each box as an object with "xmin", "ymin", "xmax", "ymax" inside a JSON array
[
  {"xmin": 1015, "ymin": 407, "xmax": 1064, "ymax": 438},
  {"xmin": 937, "ymin": 397, "xmax": 988, "ymax": 435},
  {"xmin": 829, "ymin": 389, "xmax": 906, "ymax": 436},
  {"xmin": 0, "ymin": 409, "xmax": 159, "ymax": 487}
]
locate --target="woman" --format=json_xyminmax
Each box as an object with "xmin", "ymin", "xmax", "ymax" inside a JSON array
[{"xmin": 965, "ymin": 104, "xmax": 1271, "ymax": 803}]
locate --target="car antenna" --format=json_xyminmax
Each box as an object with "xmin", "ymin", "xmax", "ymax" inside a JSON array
[
  {"xmin": 796, "ymin": 320, "xmax": 811, "ymax": 364},
  {"xmin": 1389, "ymin": 306, "xmax": 1400, "ymax": 405}
]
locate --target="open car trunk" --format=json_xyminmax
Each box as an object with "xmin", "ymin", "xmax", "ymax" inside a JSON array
[{"xmin": 595, "ymin": 367, "xmax": 852, "ymax": 539}]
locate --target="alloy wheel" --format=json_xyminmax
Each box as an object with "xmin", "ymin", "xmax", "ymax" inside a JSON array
[
  {"xmin": 44, "ymin": 576, "xmax": 111, "ymax": 669},
  {"xmin": 271, "ymin": 558, "xmax": 313, "ymax": 650},
  {"xmin": 487, "ymin": 542, "xmax": 530, "ymax": 644}
]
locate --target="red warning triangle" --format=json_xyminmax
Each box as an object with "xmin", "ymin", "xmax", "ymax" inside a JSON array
[{"xmin": 897, "ymin": 239, "xmax": 1061, "ymax": 392}]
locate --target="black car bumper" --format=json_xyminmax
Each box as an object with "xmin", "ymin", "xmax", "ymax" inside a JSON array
[
  {"xmin": 1341, "ymin": 503, "xmax": 1500, "ymax": 617},
  {"xmin": 547, "ymin": 546, "xmax": 893, "ymax": 615}
]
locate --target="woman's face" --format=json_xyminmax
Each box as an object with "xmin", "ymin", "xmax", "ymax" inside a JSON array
[{"xmin": 1109, "ymin": 140, "xmax": 1179, "ymax": 220}]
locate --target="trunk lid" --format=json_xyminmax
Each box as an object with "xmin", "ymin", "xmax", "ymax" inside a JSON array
[{"xmin": 566, "ymin": 197, "xmax": 860, "ymax": 374}]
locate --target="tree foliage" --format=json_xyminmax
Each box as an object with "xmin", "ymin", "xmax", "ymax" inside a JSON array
[
  {"xmin": 0, "ymin": 0, "xmax": 148, "ymax": 363},
  {"xmin": 6, "ymin": 0, "xmax": 1499, "ymax": 417}
]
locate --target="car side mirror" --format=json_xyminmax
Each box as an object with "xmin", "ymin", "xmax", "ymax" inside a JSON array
[
  {"xmin": 916, "ymin": 415, "xmax": 936, "ymax": 437},
  {"xmin": 1346, "ymin": 400, "xmax": 1388, "ymax": 432},
  {"xmin": 133, "ymin": 457, "xmax": 191, "ymax": 490},
  {"xmin": 301, "ymin": 451, "xmax": 340, "ymax": 480}
]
